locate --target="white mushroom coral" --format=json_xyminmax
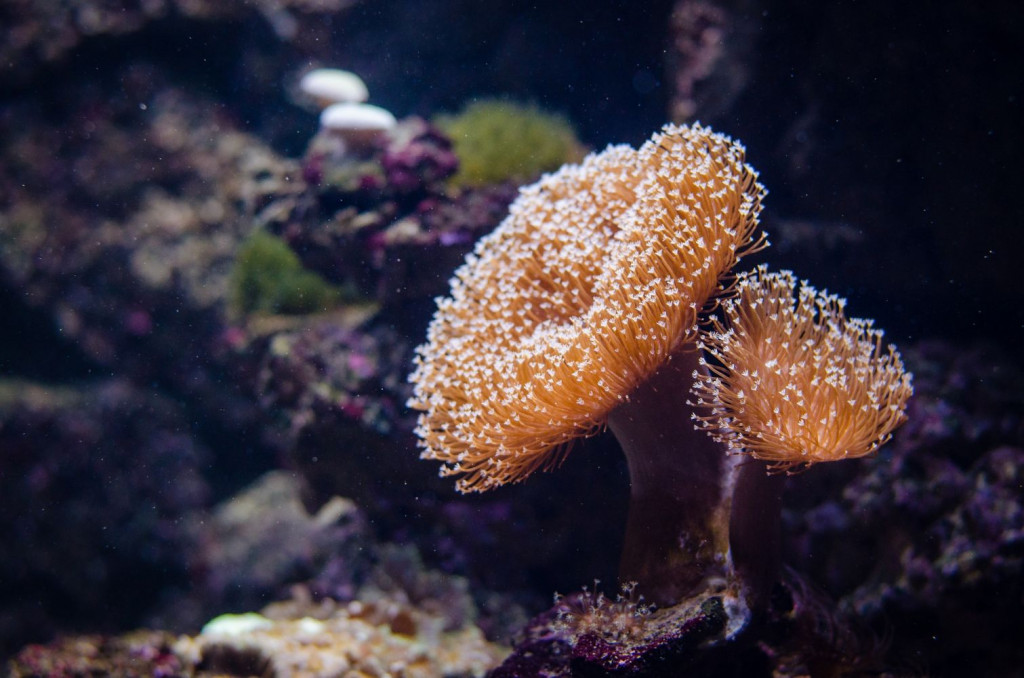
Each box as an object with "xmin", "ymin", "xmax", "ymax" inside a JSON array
[
  {"xmin": 319, "ymin": 103, "xmax": 397, "ymax": 133},
  {"xmin": 318, "ymin": 103, "xmax": 398, "ymax": 152},
  {"xmin": 299, "ymin": 68, "xmax": 370, "ymax": 108}
]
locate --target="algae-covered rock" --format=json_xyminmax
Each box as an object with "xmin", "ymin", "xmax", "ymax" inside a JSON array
[
  {"xmin": 230, "ymin": 230, "xmax": 347, "ymax": 316},
  {"xmin": 435, "ymin": 99, "xmax": 585, "ymax": 188}
]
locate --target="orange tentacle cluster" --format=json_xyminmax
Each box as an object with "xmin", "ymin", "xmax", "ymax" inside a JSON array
[{"xmin": 690, "ymin": 266, "xmax": 913, "ymax": 471}]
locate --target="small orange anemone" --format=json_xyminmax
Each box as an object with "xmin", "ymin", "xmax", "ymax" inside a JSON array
[{"xmin": 691, "ymin": 266, "xmax": 914, "ymax": 471}]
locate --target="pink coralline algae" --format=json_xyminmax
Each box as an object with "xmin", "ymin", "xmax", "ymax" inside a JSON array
[
  {"xmin": 380, "ymin": 120, "xmax": 461, "ymax": 194},
  {"xmin": 285, "ymin": 115, "xmax": 514, "ymax": 304},
  {"xmin": 253, "ymin": 320, "xmax": 412, "ymax": 440}
]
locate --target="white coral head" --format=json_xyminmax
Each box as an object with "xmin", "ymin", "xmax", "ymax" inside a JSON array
[
  {"xmin": 320, "ymin": 102, "xmax": 397, "ymax": 133},
  {"xmin": 300, "ymin": 68, "xmax": 369, "ymax": 107}
]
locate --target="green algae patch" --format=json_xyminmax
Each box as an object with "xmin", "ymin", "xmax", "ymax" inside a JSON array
[
  {"xmin": 230, "ymin": 230, "xmax": 344, "ymax": 316},
  {"xmin": 436, "ymin": 99, "xmax": 585, "ymax": 188}
]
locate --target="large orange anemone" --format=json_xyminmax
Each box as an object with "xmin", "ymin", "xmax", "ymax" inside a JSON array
[{"xmin": 408, "ymin": 123, "xmax": 765, "ymax": 492}]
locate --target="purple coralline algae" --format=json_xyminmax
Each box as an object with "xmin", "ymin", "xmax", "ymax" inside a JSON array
[
  {"xmin": 782, "ymin": 341, "xmax": 1024, "ymax": 675},
  {"xmin": 6, "ymin": 631, "xmax": 185, "ymax": 678},
  {"xmin": 492, "ymin": 575, "xmax": 887, "ymax": 677},
  {"xmin": 281, "ymin": 115, "xmax": 514, "ymax": 304},
  {"xmin": 254, "ymin": 321, "xmax": 412, "ymax": 439}
]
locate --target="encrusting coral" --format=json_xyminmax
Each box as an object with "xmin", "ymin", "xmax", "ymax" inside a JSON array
[{"xmin": 408, "ymin": 122, "xmax": 911, "ymax": 611}]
